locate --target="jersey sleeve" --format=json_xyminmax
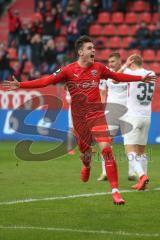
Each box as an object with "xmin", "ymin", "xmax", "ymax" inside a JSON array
[
  {"xmin": 19, "ymin": 67, "xmax": 67, "ymax": 88},
  {"xmin": 101, "ymin": 64, "xmax": 143, "ymax": 82}
]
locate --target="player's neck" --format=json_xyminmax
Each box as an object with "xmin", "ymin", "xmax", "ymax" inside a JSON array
[
  {"xmin": 77, "ymin": 59, "xmax": 92, "ymax": 68},
  {"xmin": 130, "ymin": 66, "xmax": 142, "ymax": 70}
]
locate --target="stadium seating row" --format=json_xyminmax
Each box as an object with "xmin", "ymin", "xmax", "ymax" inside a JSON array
[{"xmin": 97, "ymin": 12, "xmax": 158, "ymax": 25}]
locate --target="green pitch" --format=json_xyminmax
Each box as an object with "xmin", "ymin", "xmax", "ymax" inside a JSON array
[{"xmin": 0, "ymin": 141, "xmax": 160, "ymax": 240}]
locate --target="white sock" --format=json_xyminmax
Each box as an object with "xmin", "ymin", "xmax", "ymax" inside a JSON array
[
  {"xmin": 140, "ymin": 154, "xmax": 148, "ymax": 175},
  {"xmin": 127, "ymin": 152, "xmax": 144, "ymax": 178},
  {"xmin": 101, "ymin": 156, "xmax": 107, "ymax": 176},
  {"xmin": 112, "ymin": 188, "xmax": 119, "ymax": 194},
  {"xmin": 128, "ymin": 156, "xmax": 136, "ymax": 176}
]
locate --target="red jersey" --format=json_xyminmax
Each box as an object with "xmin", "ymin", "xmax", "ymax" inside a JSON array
[{"xmin": 20, "ymin": 61, "xmax": 143, "ymax": 115}]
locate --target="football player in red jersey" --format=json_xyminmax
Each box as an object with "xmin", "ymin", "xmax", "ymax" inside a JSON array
[{"xmin": 3, "ymin": 35, "xmax": 156, "ymax": 205}]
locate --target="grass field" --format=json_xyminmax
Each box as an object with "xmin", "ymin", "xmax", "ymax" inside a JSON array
[{"xmin": 0, "ymin": 141, "xmax": 160, "ymax": 240}]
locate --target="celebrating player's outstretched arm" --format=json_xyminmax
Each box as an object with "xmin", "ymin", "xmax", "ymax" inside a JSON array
[{"xmin": 3, "ymin": 76, "xmax": 20, "ymax": 90}]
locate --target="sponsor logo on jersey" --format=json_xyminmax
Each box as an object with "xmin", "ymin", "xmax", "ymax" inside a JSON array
[
  {"xmin": 73, "ymin": 73, "xmax": 79, "ymax": 77},
  {"xmin": 53, "ymin": 69, "xmax": 61, "ymax": 76},
  {"xmin": 91, "ymin": 69, "xmax": 97, "ymax": 76}
]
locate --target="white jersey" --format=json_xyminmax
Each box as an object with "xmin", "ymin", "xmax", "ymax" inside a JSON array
[
  {"xmin": 124, "ymin": 68, "xmax": 155, "ymax": 117},
  {"xmin": 99, "ymin": 79, "xmax": 127, "ymax": 106}
]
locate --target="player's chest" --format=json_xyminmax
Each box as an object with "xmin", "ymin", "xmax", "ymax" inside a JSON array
[{"xmin": 67, "ymin": 68, "xmax": 100, "ymax": 83}]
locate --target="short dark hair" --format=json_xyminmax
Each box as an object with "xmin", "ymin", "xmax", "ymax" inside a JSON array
[
  {"xmin": 75, "ymin": 35, "xmax": 93, "ymax": 55},
  {"xmin": 108, "ymin": 52, "xmax": 121, "ymax": 59}
]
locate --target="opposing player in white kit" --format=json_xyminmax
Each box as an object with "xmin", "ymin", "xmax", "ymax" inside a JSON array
[
  {"xmin": 122, "ymin": 54, "xmax": 155, "ymax": 190},
  {"xmin": 66, "ymin": 89, "xmax": 75, "ymax": 155},
  {"xmin": 98, "ymin": 52, "xmax": 135, "ymax": 181}
]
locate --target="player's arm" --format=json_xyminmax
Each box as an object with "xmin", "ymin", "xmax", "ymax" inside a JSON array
[
  {"xmin": 102, "ymin": 65, "xmax": 156, "ymax": 83},
  {"xmin": 99, "ymin": 80, "xmax": 107, "ymax": 103},
  {"xmin": 118, "ymin": 55, "xmax": 135, "ymax": 73},
  {"xmin": 2, "ymin": 68, "xmax": 67, "ymax": 90}
]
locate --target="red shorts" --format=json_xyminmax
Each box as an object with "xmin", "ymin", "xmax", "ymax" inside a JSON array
[{"xmin": 73, "ymin": 112, "xmax": 112, "ymax": 153}]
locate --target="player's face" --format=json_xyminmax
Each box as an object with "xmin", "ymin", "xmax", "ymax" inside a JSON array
[
  {"xmin": 108, "ymin": 57, "xmax": 121, "ymax": 71},
  {"xmin": 78, "ymin": 42, "xmax": 95, "ymax": 65}
]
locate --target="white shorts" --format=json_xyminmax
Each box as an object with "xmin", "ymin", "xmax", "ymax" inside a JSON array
[
  {"xmin": 68, "ymin": 105, "xmax": 73, "ymax": 129},
  {"xmin": 123, "ymin": 115, "xmax": 151, "ymax": 145},
  {"xmin": 105, "ymin": 106, "xmax": 127, "ymax": 138}
]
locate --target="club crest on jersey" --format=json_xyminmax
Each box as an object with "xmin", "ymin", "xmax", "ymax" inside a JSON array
[
  {"xmin": 91, "ymin": 69, "xmax": 97, "ymax": 76},
  {"xmin": 53, "ymin": 69, "xmax": 61, "ymax": 76}
]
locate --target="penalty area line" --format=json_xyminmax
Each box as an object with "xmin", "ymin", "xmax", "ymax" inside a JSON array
[
  {"xmin": 0, "ymin": 225, "xmax": 159, "ymax": 238},
  {"xmin": 0, "ymin": 188, "xmax": 159, "ymax": 206}
]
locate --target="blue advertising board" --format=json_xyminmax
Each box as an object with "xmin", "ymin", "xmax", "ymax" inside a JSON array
[{"xmin": 0, "ymin": 110, "xmax": 159, "ymax": 144}]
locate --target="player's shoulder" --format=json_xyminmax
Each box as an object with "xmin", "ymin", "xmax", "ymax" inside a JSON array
[
  {"xmin": 124, "ymin": 68, "xmax": 133, "ymax": 74},
  {"xmin": 94, "ymin": 62, "xmax": 110, "ymax": 71},
  {"xmin": 63, "ymin": 62, "xmax": 76, "ymax": 70},
  {"xmin": 143, "ymin": 68, "xmax": 155, "ymax": 76}
]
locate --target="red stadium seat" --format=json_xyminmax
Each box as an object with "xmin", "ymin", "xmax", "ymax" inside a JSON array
[
  {"xmin": 152, "ymin": 13, "xmax": 158, "ymax": 24},
  {"xmin": 121, "ymin": 37, "xmax": 134, "ymax": 48},
  {"xmin": 97, "ymin": 12, "xmax": 110, "ymax": 24},
  {"xmin": 94, "ymin": 36, "xmax": 107, "ymax": 48},
  {"xmin": 132, "ymin": 1, "xmax": 146, "ymax": 12},
  {"xmin": 125, "ymin": 13, "xmax": 137, "ymax": 25},
  {"xmin": 142, "ymin": 49, "xmax": 156, "ymax": 62},
  {"xmin": 95, "ymin": 49, "xmax": 111, "ymax": 61},
  {"xmin": 103, "ymin": 24, "xmax": 116, "ymax": 36},
  {"xmin": 89, "ymin": 24, "xmax": 103, "ymax": 36},
  {"xmin": 117, "ymin": 24, "xmax": 130, "ymax": 36},
  {"xmin": 128, "ymin": 49, "xmax": 141, "ymax": 56},
  {"xmin": 118, "ymin": 49, "xmax": 128, "ymax": 61},
  {"xmin": 130, "ymin": 25, "xmax": 138, "ymax": 36},
  {"xmin": 139, "ymin": 13, "xmax": 152, "ymax": 24},
  {"xmin": 149, "ymin": 62, "xmax": 160, "ymax": 74},
  {"xmin": 109, "ymin": 37, "xmax": 121, "ymax": 49},
  {"xmin": 148, "ymin": 24, "xmax": 156, "ymax": 32},
  {"xmin": 111, "ymin": 12, "xmax": 124, "ymax": 24},
  {"xmin": 156, "ymin": 50, "xmax": 160, "ymax": 61}
]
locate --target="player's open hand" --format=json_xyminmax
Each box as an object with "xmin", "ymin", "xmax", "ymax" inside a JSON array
[
  {"xmin": 125, "ymin": 54, "xmax": 136, "ymax": 67},
  {"xmin": 142, "ymin": 72, "xmax": 157, "ymax": 82},
  {"xmin": 2, "ymin": 75, "xmax": 20, "ymax": 90}
]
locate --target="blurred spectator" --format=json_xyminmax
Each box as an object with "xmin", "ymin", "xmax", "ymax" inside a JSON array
[
  {"xmin": 67, "ymin": 14, "xmax": 79, "ymax": 51},
  {"xmin": 91, "ymin": 0, "xmax": 101, "ymax": 18},
  {"xmin": 43, "ymin": 39, "xmax": 57, "ymax": 74},
  {"xmin": 129, "ymin": 22, "xmax": 151, "ymax": 50},
  {"xmin": 0, "ymin": 42, "xmax": 10, "ymax": 81},
  {"xmin": 101, "ymin": 0, "xmax": 112, "ymax": 12},
  {"xmin": 8, "ymin": 8, "xmax": 21, "ymax": 47},
  {"xmin": 55, "ymin": 38, "xmax": 67, "ymax": 65},
  {"xmin": 34, "ymin": 0, "xmax": 46, "ymax": 13},
  {"xmin": 30, "ymin": 68, "xmax": 41, "ymax": 80},
  {"xmin": 78, "ymin": 2, "xmax": 94, "ymax": 35},
  {"xmin": 148, "ymin": 0, "xmax": 158, "ymax": 13},
  {"xmin": 151, "ymin": 26, "xmax": 160, "ymax": 49},
  {"xmin": 18, "ymin": 21, "xmax": 32, "ymax": 62},
  {"xmin": 30, "ymin": 34, "xmax": 44, "ymax": 71},
  {"xmin": 60, "ymin": 0, "xmax": 68, "ymax": 10},
  {"xmin": 30, "ymin": 15, "xmax": 43, "ymax": 36},
  {"xmin": 10, "ymin": 59, "xmax": 25, "ymax": 81},
  {"xmin": 117, "ymin": 0, "xmax": 128, "ymax": 12},
  {"xmin": 43, "ymin": 13, "xmax": 55, "ymax": 42}
]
